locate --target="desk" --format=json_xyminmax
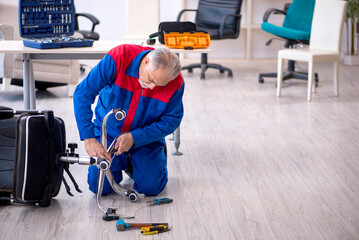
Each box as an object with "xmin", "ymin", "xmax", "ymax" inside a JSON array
[{"xmin": 0, "ymin": 40, "xmax": 210, "ymax": 154}]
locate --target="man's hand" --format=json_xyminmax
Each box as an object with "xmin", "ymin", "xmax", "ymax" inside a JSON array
[
  {"xmin": 84, "ymin": 138, "xmax": 112, "ymax": 161},
  {"xmin": 114, "ymin": 133, "xmax": 134, "ymax": 155}
]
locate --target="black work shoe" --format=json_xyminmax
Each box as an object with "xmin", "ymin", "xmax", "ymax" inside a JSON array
[{"xmin": 124, "ymin": 168, "xmax": 133, "ymax": 179}]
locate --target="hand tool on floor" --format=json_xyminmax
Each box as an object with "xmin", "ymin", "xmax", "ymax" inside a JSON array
[
  {"xmin": 142, "ymin": 228, "xmax": 171, "ymax": 235},
  {"xmin": 141, "ymin": 225, "xmax": 167, "ymax": 233},
  {"xmin": 102, "ymin": 208, "xmax": 135, "ymax": 221},
  {"xmin": 146, "ymin": 198, "xmax": 173, "ymax": 206},
  {"xmin": 116, "ymin": 219, "xmax": 169, "ymax": 231}
]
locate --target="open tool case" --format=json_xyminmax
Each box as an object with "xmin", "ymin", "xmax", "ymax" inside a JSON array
[{"xmin": 19, "ymin": 0, "xmax": 93, "ymax": 49}]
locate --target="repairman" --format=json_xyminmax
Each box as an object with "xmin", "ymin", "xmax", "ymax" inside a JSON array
[{"xmin": 73, "ymin": 44, "xmax": 184, "ymax": 196}]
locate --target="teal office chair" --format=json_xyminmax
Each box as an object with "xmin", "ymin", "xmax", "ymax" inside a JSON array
[{"xmin": 258, "ymin": 0, "xmax": 318, "ymax": 85}]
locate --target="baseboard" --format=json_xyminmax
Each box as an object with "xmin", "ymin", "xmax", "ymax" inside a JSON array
[{"xmin": 343, "ymin": 54, "xmax": 359, "ymax": 65}]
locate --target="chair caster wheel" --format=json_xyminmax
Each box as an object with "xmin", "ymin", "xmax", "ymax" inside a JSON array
[
  {"xmin": 220, "ymin": 69, "xmax": 224, "ymax": 73},
  {"xmin": 258, "ymin": 77, "xmax": 264, "ymax": 83},
  {"xmin": 228, "ymin": 71, "xmax": 233, "ymax": 78},
  {"xmin": 127, "ymin": 190, "xmax": 138, "ymax": 203},
  {"xmin": 188, "ymin": 68, "xmax": 193, "ymax": 73}
]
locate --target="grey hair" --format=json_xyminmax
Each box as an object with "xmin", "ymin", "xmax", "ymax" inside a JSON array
[{"xmin": 146, "ymin": 48, "xmax": 181, "ymax": 80}]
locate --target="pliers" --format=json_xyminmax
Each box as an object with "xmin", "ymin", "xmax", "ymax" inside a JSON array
[{"xmin": 146, "ymin": 198, "xmax": 173, "ymax": 206}]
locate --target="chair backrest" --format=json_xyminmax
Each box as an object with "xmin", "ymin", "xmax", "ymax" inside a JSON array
[
  {"xmin": 309, "ymin": 0, "xmax": 347, "ymax": 53},
  {"xmin": 283, "ymin": 0, "xmax": 315, "ymax": 34},
  {"xmin": 195, "ymin": 0, "xmax": 242, "ymax": 30},
  {"xmin": 0, "ymin": 2, "xmax": 21, "ymax": 40}
]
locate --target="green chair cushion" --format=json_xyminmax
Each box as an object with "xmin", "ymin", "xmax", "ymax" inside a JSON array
[{"xmin": 261, "ymin": 22, "xmax": 310, "ymax": 42}]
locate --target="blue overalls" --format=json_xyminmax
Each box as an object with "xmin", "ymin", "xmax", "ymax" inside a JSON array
[{"xmin": 73, "ymin": 44, "xmax": 184, "ymax": 196}]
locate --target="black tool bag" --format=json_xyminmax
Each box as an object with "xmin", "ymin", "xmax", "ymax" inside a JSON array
[
  {"xmin": 0, "ymin": 106, "xmax": 71, "ymax": 207},
  {"xmin": 149, "ymin": 21, "xmax": 197, "ymax": 44}
]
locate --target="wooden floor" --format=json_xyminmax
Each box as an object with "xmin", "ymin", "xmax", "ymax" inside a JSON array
[{"xmin": 0, "ymin": 60, "xmax": 358, "ymax": 240}]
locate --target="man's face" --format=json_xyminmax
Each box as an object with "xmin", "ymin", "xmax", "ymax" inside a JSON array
[{"xmin": 138, "ymin": 57, "xmax": 169, "ymax": 90}]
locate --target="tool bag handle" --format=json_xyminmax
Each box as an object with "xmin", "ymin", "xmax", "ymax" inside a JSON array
[
  {"xmin": 0, "ymin": 106, "xmax": 14, "ymax": 119},
  {"xmin": 148, "ymin": 21, "xmax": 196, "ymax": 44}
]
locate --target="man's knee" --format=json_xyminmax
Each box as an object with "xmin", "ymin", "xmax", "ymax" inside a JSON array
[{"xmin": 134, "ymin": 170, "xmax": 168, "ymax": 196}]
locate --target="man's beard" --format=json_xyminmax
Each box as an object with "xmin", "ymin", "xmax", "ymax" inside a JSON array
[{"xmin": 138, "ymin": 79, "xmax": 150, "ymax": 88}]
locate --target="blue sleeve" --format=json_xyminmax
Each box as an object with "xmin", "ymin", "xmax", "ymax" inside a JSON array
[
  {"xmin": 131, "ymin": 83, "xmax": 185, "ymax": 148},
  {"xmin": 73, "ymin": 54, "xmax": 117, "ymax": 140}
]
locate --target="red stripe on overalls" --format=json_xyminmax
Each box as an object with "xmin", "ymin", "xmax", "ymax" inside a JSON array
[
  {"xmin": 121, "ymin": 89, "xmax": 141, "ymax": 133},
  {"xmin": 120, "ymin": 73, "xmax": 184, "ymax": 133}
]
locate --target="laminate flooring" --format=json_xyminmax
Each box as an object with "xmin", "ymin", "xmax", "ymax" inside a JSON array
[{"xmin": 0, "ymin": 60, "xmax": 358, "ymax": 240}]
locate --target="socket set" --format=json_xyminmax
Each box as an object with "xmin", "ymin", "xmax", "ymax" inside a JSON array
[{"xmin": 19, "ymin": 0, "xmax": 93, "ymax": 49}]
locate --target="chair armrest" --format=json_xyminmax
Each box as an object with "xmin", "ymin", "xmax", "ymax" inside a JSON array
[
  {"xmin": 219, "ymin": 14, "xmax": 241, "ymax": 38},
  {"xmin": 75, "ymin": 12, "xmax": 100, "ymax": 32},
  {"xmin": 177, "ymin": 9, "xmax": 198, "ymax": 21},
  {"xmin": 262, "ymin": 8, "xmax": 287, "ymax": 22},
  {"xmin": 0, "ymin": 24, "xmax": 14, "ymax": 40}
]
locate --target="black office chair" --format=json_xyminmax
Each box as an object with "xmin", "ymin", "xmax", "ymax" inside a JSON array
[
  {"xmin": 177, "ymin": 0, "xmax": 243, "ymax": 80},
  {"xmin": 74, "ymin": 9, "xmax": 100, "ymax": 40},
  {"xmin": 258, "ymin": 0, "xmax": 318, "ymax": 85}
]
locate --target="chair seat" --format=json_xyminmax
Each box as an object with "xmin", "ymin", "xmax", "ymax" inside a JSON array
[
  {"xmin": 76, "ymin": 30, "xmax": 99, "ymax": 40},
  {"xmin": 278, "ymin": 48, "xmax": 340, "ymax": 62},
  {"xmin": 196, "ymin": 26, "xmax": 236, "ymax": 40},
  {"xmin": 261, "ymin": 22, "xmax": 310, "ymax": 41}
]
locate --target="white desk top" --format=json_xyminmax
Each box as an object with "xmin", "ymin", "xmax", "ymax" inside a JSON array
[{"xmin": 0, "ymin": 40, "xmax": 210, "ymax": 54}]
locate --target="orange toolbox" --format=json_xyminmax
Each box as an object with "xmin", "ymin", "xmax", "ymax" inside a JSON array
[{"xmin": 164, "ymin": 32, "xmax": 210, "ymax": 50}]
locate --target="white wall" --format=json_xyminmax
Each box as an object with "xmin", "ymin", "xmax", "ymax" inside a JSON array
[
  {"xmin": 74, "ymin": 0, "xmax": 183, "ymax": 40},
  {"xmin": 75, "ymin": 0, "xmax": 127, "ymax": 40},
  {"xmin": 160, "ymin": 0, "xmax": 183, "ymax": 21}
]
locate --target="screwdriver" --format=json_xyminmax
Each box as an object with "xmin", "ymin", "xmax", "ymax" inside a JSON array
[{"xmin": 146, "ymin": 198, "xmax": 173, "ymax": 206}]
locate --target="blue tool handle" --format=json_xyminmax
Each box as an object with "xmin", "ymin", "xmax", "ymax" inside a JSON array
[{"xmin": 156, "ymin": 198, "xmax": 173, "ymax": 204}]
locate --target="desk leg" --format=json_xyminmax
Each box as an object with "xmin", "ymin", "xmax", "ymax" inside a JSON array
[
  {"xmin": 23, "ymin": 54, "xmax": 30, "ymax": 109},
  {"xmin": 22, "ymin": 54, "xmax": 36, "ymax": 110},
  {"xmin": 29, "ymin": 59, "xmax": 36, "ymax": 109},
  {"xmin": 172, "ymin": 126, "xmax": 182, "ymax": 155}
]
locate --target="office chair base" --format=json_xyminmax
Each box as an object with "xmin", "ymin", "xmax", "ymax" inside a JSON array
[
  {"xmin": 258, "ymin": 72, "xmax": 319, "ymax": 87},
  {"xmin": 182, "ymin": 53, "xmax": 233, "ymax": 80},
  {"xmin": 183, "ymin": 63, "xmax": 233, "ymax": 80},
  {"xmin": 2, "ymin": 78, "xmax": 67, "ymax": 91},
  {"xmin": 258, "ymin": 60, "xmax": 318, "ymax": 86}
]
